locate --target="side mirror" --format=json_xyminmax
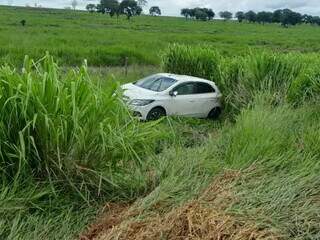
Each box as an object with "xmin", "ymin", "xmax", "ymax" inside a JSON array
[{"xmin": 169, "ymin": 91, "xmax": 178, "ymax": 97}]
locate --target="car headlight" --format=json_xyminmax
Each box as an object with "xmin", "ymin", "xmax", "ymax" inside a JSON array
[{"xmin": 129, "ymin": 99, "xmax": 155, "ymax": 106}]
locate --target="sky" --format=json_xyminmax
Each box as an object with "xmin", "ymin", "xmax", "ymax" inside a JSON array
[{"xmin": 1, "ymin": 0, "xmax": 320, "ymax": 16}]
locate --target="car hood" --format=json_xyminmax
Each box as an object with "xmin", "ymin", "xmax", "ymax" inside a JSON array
[{"xmin": 121, "ymin": 83, "xmax": 158, "ymax": 99}]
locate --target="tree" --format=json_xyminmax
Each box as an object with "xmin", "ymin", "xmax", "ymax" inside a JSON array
[
  {"xmin": 205, "ymin": 8, "xmax": 215, "ymax": 20},
  {"xmin": 302, "ymin": 14, "xmax": 313, "ymax": 24},
  {"xmin": 272, "ymin": 9, "xmax": 283, "ymax": 23},
  {"xmin": 71, "ymin": 0, "xmax": 78, "ymax": 10},
  {"xmin": 100, "ymin": 0, "xmax": 119, "ymax": 17},
  {"xmin": 20, "ymin": 19, "xmax": 26, "ymax": 26},
  {"xmin": 311, "ymin": 16, "xmax": 320, "ymax": 26},
  {"xmin": 219, "ymin": 11, "xmax": 232, "ymax": 20},
  {"xmin": 86, "ymin": 4, "xmax": 96, "ymax": 13},
  {"xmin": 195, "ymin": 9, "xmax": 208, "ymax": 21},
  {"xmin": 235, "ymin": 11, "xmax": 245, "ymax": 22},
  {"xmin": 149, "ymin": 6, "xmax": 161, "ymax": 16},
  {"xmin": 256, "ymin": 11, "xmax": 273, "ymax": 24},
  {"xmin": 181, "ymin": 8, "xmax": 190, "ymax": 19},
  {"xmin": 280, "ymin": 9, "xmax": 302, "ymax": 26},
  {"xmin": 119, "ymin": 0, "xmax": 141, "ymax": 20},
  {"xmin": 245, "ymin": 10, "xmax": 257, "ymax": 23},
  {"xmin": 189, "ymin": 8, "xmax": 196, "ymax": 19}
]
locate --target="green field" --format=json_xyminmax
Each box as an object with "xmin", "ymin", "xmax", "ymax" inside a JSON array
[
  {"xmin": 1, "ymin": 5, "xmax": 320, "ymax": 67},
  {"xmin": 1, "ymin": 5, "xmax": 320, "ymax": 240}
]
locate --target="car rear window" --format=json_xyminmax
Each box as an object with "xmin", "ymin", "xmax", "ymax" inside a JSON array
[{"xmin": 195, "ymin": 82, "xmax": 215, "ymax": 94}]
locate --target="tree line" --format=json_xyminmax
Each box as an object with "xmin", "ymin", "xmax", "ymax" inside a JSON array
[
  {"xmin": 86, "ymin": 0, "xmax": 161, "ymax": 19},
  {"xmin": 181, "ymin": 8, "xmax": 320, "ymax": 26}
]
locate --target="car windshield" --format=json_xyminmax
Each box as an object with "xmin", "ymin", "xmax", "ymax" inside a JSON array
[{"xmin": 134, "ymin": 75, "xmax": 177, "ymax": 92}]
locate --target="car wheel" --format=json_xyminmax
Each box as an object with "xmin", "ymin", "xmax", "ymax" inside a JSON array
[
  {"xmin": 146, "ymin": 107, "xmax": 166, "ymax": 121},
  {"xmin": 208, "ymin": 107, "xmax": 221, "ymax": 120}
]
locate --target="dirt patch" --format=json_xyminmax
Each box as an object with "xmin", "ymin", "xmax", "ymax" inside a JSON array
[
  {"xmin": 79, "ymin": 203, "xmax": 130, "ymax": 240},
  {"xmin": 81, "ymin": 170, "xmax": 281, "ymax": 240}
]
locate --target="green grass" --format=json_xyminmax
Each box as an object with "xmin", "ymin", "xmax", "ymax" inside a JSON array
[
  {"xmin": 0, "ymin": 5, "xmax": 320, "ymax": 240},
  {"xmin": 127, "ymin": 97, "xmax": 320, "ymax": 239},
  {"xmin": 2, "ymin": 5, "xmax": 320, "ymax": 67}
]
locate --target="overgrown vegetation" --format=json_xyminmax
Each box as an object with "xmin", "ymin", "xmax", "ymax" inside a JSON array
[
  {"xmin": 1, "ymin": 6, "xmax": 320, "ymax": 239},
  {"xmin": 0, "ymin": 53, "xmax": 173, "ymax": 239},
  {"xmin": 90, "ymin": 99, "xmax": 320, "ymax": 240},
  {"xmin": 163, "ymin": 44, "xmax": 320, "ymax": 115}
]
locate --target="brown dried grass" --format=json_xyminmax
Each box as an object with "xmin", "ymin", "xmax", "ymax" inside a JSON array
[{"xmin": 80, "ymin": 170, "xmax": 281, "ymax": 240}]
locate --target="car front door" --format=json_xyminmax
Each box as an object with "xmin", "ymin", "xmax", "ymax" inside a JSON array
[{"xmin": 167, "ymin": 82, "xmax": 199, "ymax": 117}]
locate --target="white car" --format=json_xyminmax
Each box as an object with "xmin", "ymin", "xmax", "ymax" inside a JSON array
[{"xmin": 121, "ymin": 73, "xmax": 222, "ymax": 121}]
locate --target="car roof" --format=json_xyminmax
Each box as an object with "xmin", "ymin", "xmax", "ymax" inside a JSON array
[{"xmin": 155, "ymin": 73, "xmax": 216, "ymax": 85}]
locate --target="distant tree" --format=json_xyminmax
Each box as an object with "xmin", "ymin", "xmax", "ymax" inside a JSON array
[
  {"xmin": 256, "ymin": 11, "xmax": 273, "ymax": 24},
  {"xmin": 189, "ymin": 8, "xmax": 196, "ymax": 19},
  {"xmin": 20, "ymin": 19, "xmax": 26, "ymax": 26},
  {"xmin": 302, "ymin": 14, "xmax": 313, "ymax": 24},
  {"xmin": 280, "ymin": 9, "xmax": 302, "ymax": 26},
  {"xmin": 86, "ymin": 4, "xmax": 96, "ymax": 13},
  {"xmin": 272, "ymin": 9, "xmax": 283, "ymax": 23},
  {"xmin": 71, "ymin": 0, "xmax": 78, "ymax": 10},
  {"xmin": 100, "ymin": 0, "xmax": 120, "ymax": 17},
  {"xmin": 181, "ymin": 8, "xmax": 191, "ymax": 19},
  {"xmin": 204, "ymin": 8, "xmax": 215, "ymax": 20},
  {"xmin": 219, "ymin": 11, "xmax": 233, "ymax": 20},
  {"xmin": 181, "ymin": 8, "xmax": 214, "ymax": 21},
  {"xmin": 119, "ymin": 0, "xmax": 141, "ymax": 20},
  {"xmin": 235, "ymin": 11, "xmax": 245, "ymax": 22},
  {"xmin": 195, "ymin": 9, "xmax": 208, "ymax": 21},
  {"xmin": 245, "ymin": 10, "xmax": 257, "ymax": 23},
  {"xmin": 311, "ymin": 16, "xmax": 320, "ymax": 25},
  {"xmin": 149, "ymin": 6, "xmax": 161, "ymax": 16}
]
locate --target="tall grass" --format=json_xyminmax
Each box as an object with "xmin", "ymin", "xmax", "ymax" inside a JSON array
[
  {"xmin": 163, "ymin": 44, "xmax": 320, "ymax": 116},
  {"xmin": 162, "ymin": 44, "xmax": 222, "ymax": 84},
  {"xmin": 0, "ymin": 53, "xmax": 166, "ymax": 202},
  {"xmin": 107, "ymin": 96, "xmax": 320, "ymax": 239},
  {"xmin": 2, "ymin": 46, "xmax": 320, "ymax": 239}
]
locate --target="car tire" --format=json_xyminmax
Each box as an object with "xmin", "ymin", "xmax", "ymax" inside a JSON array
[
  {"xmin": 146, "ymin": 107, "xmax": 166, "ymax": 121},
  {"xmin": 208, "ymin": 107, "xmax": 221, "ymax": 120}
]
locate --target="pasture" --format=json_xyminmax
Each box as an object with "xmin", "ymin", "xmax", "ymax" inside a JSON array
[{"xmin": 1, "ymin": 5, "xmax": 320, "ymax": 67}]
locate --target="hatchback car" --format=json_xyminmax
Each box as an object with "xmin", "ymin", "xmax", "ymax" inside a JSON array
[{"xmin": 121, "ymin": 73, "xmax": 222, "ymax": 121}]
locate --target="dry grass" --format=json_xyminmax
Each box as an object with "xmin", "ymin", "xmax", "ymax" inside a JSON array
[{"xmin": 81, "ymin": 170, "xmax": 281, "ymax": 240}]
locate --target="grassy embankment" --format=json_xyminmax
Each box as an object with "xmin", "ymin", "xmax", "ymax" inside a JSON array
[{"xmin": 1, "ymin": 44, "xmax": 320, "ymax": 239}]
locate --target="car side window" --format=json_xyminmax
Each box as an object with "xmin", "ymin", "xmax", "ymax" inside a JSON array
[
  {"xmin": 195, "ymin": 83, "xmax": 215, "ymax": 94},
  {"xmin": 174, "ymin": 83, "xmax": 197, "ymax": 95}
]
